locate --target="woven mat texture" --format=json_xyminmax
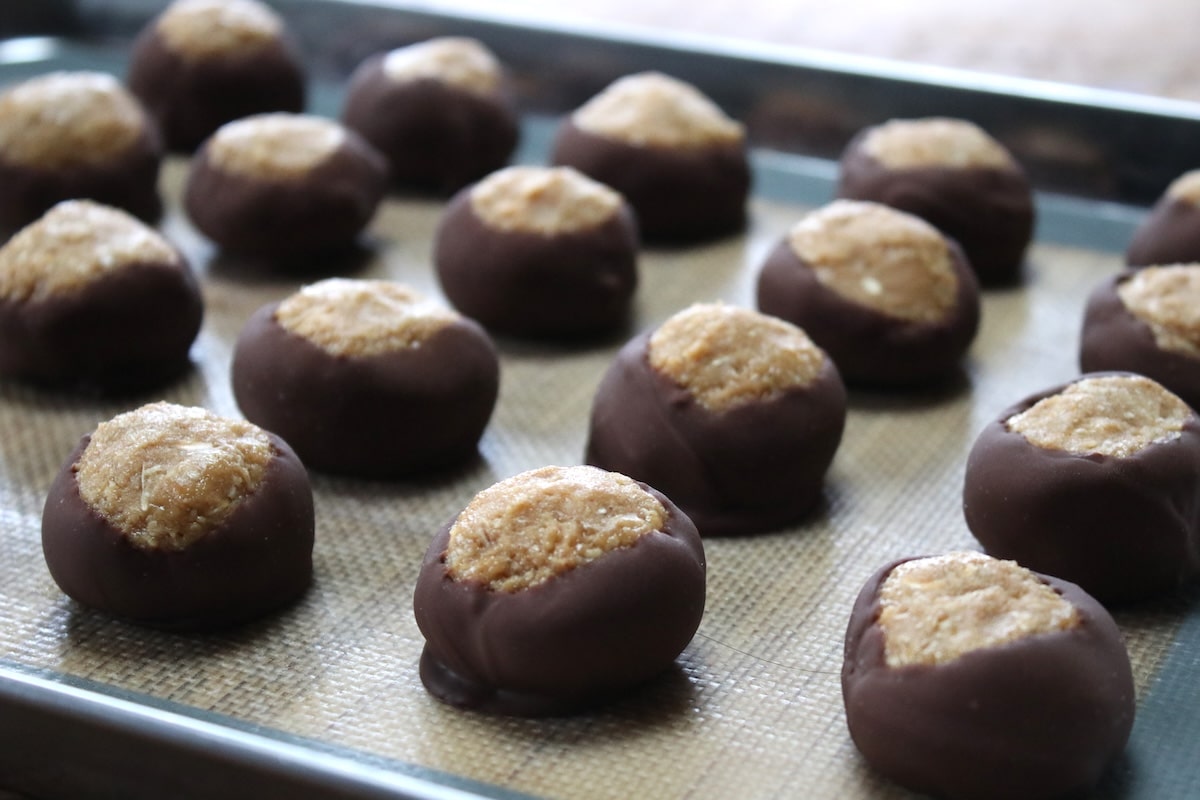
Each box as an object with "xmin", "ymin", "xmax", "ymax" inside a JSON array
[{"xmin": 0, "ymin": 159, "xmax": 1190, "ymax": 799}]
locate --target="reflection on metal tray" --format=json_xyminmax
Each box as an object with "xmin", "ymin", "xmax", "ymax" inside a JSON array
[{"xmin": 0, "ymin": 2, "xmax": 1198, "ymax": 799}]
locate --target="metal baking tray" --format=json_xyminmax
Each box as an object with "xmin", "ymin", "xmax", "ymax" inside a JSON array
[{"xmin": 1, "ymin": 2, "xmax": 1198, "ymax": 798}]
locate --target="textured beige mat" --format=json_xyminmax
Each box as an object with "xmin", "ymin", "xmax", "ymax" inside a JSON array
[{"xmin": 0, "ymin": 159, "xmax": 1189, "ymax": 799}]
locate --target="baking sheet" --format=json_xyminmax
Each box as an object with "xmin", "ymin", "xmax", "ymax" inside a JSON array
[{"xmin": 1, "ymin": 4, "xmax": 1199, "ymax": 799}]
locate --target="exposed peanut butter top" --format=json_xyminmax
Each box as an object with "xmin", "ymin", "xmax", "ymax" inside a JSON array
[
  {"xmin": 470, "ymin": 166, "xmax": 623, "ymax": 235},
  {"xmin": 1117, "ymin": 264, "xmax": 1200, "ymax": 359},
  {"xmin": 572, "ymin": 72, "xmax": 745, "ymax": 149},
  {"xmin": 0, "ymin": 200, "xmax": 179, "ymax": 302},
  {"xmin": 444, "ymin": 465, "xmax": 667, "ymax": 592},
  {"xmin": 75, "ymin": 402, "xmax": 275, "ymax": 551},
  {"xmin": 878, "ymin": 551, "xmax": 1080, "ymax": 668},
  {"xmin": 788, "ymin": 200, "xmax": 957, "ymax": 323},
  {"xmin": 862, "ymin": 117, "xmax": 1016, "ymax": 171},
  {"xmin": 274, "ymin": 279, "xmax": 459, "ymax": 358},
  {"xmin": 648, "ymin": 303, "xmax": 825, "ymax": 412},
  {"xmin": 1166, "ymin": 169, "xmax": 1200, "ymax": 207},
  {"xmin": 156, "ymin": 0, "xmax": 283, "ymax": 60},
  {"xmin": 0, "ymin": 71, "xmax": 146, "ymax": 169},
  {"xmin": 382, "ymin": 37, "xmax": 502, "ymax": 95},
  {"xmin": 1006, "ymin": 374, "xmax": 1190, "ymax": 458},
  {"xmin": 207, "ymin": 113, "xmax": 344, "ymax": 180}
]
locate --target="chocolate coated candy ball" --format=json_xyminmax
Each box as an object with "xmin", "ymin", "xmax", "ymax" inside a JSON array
[
  {"xmin": 42, "ymin": 402, "xmax": 314, "ymax": 629},
  {"xmin": 586, "ymin": 303, "xmax": 846, "ymax": 536},
  {"xmin": 964, "ymin": 373, "xmax": 1200, "ymax": 603},
  {"xmin": 843, "ymin": 552, "xmax": 1134, "ymax": 800},
  {"xmin": 0, "ymin": 200, "xmax": 201, "ymax": 393},
  {"xmin": 341, "ymin": 37, "xmax": 518, "ymax": 194},
  {"xmin": 0, "ymin": 72, "xmax": 162, "ymax": 231},
  {"xmin": 1126, "ymin": 170, "xmax": 1200, "ymax": 267},
  {"xmin": 414, "ymin": 465, "xmax": 706, "ymax": 715},
  {"xmin": 552, "ymin": 72, "xmax": 750, "ymax": 243},
  {"xmin": 232, "ymin": 279, "xmax": 499, "ymax": 478},
  {"xmin": 757, "ymin": 199, "xmax": 980, "ymax": 387},
  {"xmin": 837, "ymin": 117, "xmax": 1033, "ymax": 285},
  {"xmin": 1080, "ymin": 265, "xmax": 1200, "ymax": 409},
  {"xmin": 435, "ymin": 166, "xmax": 638, "ymax": 338},
  {"xmin": 184, "ymin": 113, "xmax": 386, "ymax": 263},
  {"xmin": 127, "ymin": 0, "xmax": 306, "ymax": 152}
]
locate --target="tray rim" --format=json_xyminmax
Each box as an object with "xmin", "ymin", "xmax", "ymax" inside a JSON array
[
  {"xmin": 0, "ymin": 661, "xmax": 510, "ymax": 800},
  {"xmin": 323, "ymin": 0, "xmax": 1200, "ymax": 121},
  {"xmin": 41, "ymin": 0, "xmax": 1200, "ymax": 203},
  {"xmin": 294, "ymin": 0, "xmax": 1200, "ymax": 206}
]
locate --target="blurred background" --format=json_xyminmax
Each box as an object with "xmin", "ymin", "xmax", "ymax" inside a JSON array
[
  {"xmin": 5, "ymin": 0, "xmax": 1199, "ymax": 103},
  {"xmin": 404, "ymin": 0, "xmax": 1200, "ymax": 102}
]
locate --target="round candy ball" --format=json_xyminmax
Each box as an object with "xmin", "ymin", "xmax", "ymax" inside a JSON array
[
  {"xmin": 232, "ymin": 279, "xmax": 499, "ymax": 478},
  {"xmin": 837, "ymin": 117, "xmax": 1033, "ymax": 286},
  {"xmin": 757, "ymin": 199, "xmax": 980, "ymax": 387},
  {"xmin": 127, "ymin": 0, "xmax": 306, "ymax": 152},
  {"xmin": 963, "ymin": 372, "xmax": 1200, "ymax": 604},
  {"xmin": 42, "ymin": 402, "xmax": 314, "ymax": 629},
  {"xmin": 435, "ymin": 165, "xmax": 638, "ymax": 339},
  {"xmin": 0, "ymin": 71, "xmax": 162, "ymax": 232},
  {"xmin": 843, "ymin": 552, "xmax": 1134, "ymax": 800},
  {"xmin": 552, "ymin": 72, "xmax": 750, "ymax": 243},
  {"xmin": 414, "ymin": 465, "xmax": 706, "ymax": 715},
  {"xmin": 586, "ymin": 303, "xmax": 846, "ymax": 536},
  {"xmin": 341, "ymin": 37, "xmax": 518, "ymax": 194},
  {"xmin": 0, "ymin": 200, "xmax": 202, "ymax": 394},
  {"xmin": 184, "ymin": 113, "xmax": 386, "ymax": 264}
]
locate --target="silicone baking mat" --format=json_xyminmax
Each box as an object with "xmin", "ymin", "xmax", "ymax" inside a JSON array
[{"xmin": 1, "ymin": 15, "xmax": 1198, "ymax": 800}]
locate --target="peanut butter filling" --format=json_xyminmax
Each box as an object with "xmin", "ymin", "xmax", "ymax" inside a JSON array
[
  {"xmin": 863, "ymin": 117, "xmax": 1016, "ymax": 171},
  {"xmin": 573, "ymin": 72, "xmax": 744, "ymax": 149},
  {"xmin": 470, "ymin": 166, "xmax": 622, "ymax": 235},
  {"xmin": 382, "ymin": 37, "xmax": 501, "ymax": 95},
  {"xmin": 1007, "ymin": 374, "xmax": 1190, "ymax": 458},
  {"xmin": 0, "ymin": 72, "xmax": 145, "ymax": 169},
  {"xmin": 208, "ymin": 113, "xmax": 344, "ymax": 180},
  {"xmin": 1117, "ymin": 264, "xmax": 1200, "ymax": 359},
  {"xmin": 789, "ymin": 200, "xmax": 957, "ymax": 323},
  {"xmin": 445, "ymin": 465, "xmax": 667, "ymax": 592},
  {"xmin": 76, "ymin": 402, "xmax": 274, "ymax": 552},
  {"xmin": 648, "ymin": 303, "xmax": 825, "ymax": 412},
  {"xmin": 1166, "ymin": 169, "xmax": 1200, "ymax": 207},
  {"xmin": 0, "ymin": 200, "xmax": 179, "ymax": 302},
  {"xmin": 879, "ymin": 551, "xmax": 1080, "ymax": 668},
  {"xmin": 156, "ymin": 0, "xmax": 283, "ymax": 61},
  {"xmin": 274, "ymin": 279, "xmax": 458, "ymax": 358}
]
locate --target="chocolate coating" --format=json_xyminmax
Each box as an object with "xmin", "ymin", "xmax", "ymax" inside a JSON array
[
  {"xmin": 231, "ymin": 303, "xmax": 499, "ymax": 478},
  {"xmin": 414, "ymin": 485, "xmax": 705, "ymax": 715},
  {"xmin": 963, "ymin": 374, "xmax": 1200, "ymax": 604},
  {"xmin": 585, "ymin": 332, "xmax": 846, "ymax": 536},
  {"xmin": 340, "ymin": 53, "xmax": 518, "ymax": 194},
  {"xmin": 127, "ymin": 20, "xmax": 305, "ymax": 152},
  {"xmin": 836, "ymin": 129, "xmax": 1034, "ymax": 286},
  {"xmin": 551, "ymin": 120, "xmax": 749, "ymax": 243},
  {"xmin": 1126, "ymin": 195, "xmax": 1200, "ymax": 267},
  {"xmin": 756, "ymin": 236, "xmax": 980, "ymax": 387},
  {"xmin": 842, "ymin": 558, "xmax": 1135, "ymax": 800},
  {"xmin": 1080, "ymin": 271, "xmax": 1200, "ymax": 410},
  {"xmin": 183, "ymin": 121, "xmax": 386, "ymax": 262},
  {"xmin": 41, "ymin": 434, "xmax": 314, "ymax": 629},
  {"xmin": 433, "ymin": 188, "xmax": 638, "ymax": 338},
  {"xmin": 0, "ymin": 129, "xmax": 161, "ymax": 234},
  {"xmin": 0, "ymin": 260, "xmax": 202, "ymax": 394}
]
